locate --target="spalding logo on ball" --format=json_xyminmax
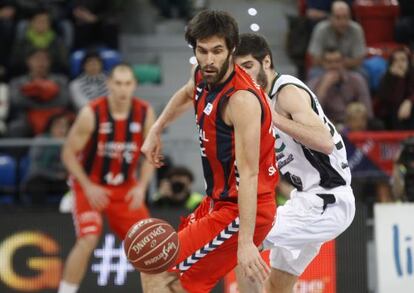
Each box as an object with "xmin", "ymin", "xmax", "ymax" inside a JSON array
[{"xmin": 124, "ymin": 218, "xmax": 180, "ymax": 274}]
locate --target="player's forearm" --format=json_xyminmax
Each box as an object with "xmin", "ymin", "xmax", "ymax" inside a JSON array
[
  {"xmin": 61, "ymin": 145, "xmax": 90, "ymax": 187},
  {"xmin": 237, "ymin": 174, "xmax": 258, "ymax": 244},
  {"xmin": 153, "ymin": 86, "xmax": 192, "ymax": 133},
  {"xmin": 138, "ymin": 159, "xmax": 155, "ymax": 191},
  {"xmin": 274, "ymin": 113, "xmax": 334, "ymax": 154}
]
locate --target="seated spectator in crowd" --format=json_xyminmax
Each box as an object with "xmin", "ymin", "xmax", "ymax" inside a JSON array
[
  {"xmin": 395, "ymin": 0, "xmax": 414, "ymax": 49},
  {"xmin": 10, "ymin": 8, "xmax": 68, "ymax": 76},
  {"xmin": 0, "ymin": 0, "xmax": 17, "ymax": 79},
  {"xmin": 0, "ymin": 80, "xmax": 8, "ymax": 136},
  {"xmin": 8, "ymin": 49, "xmax": 70, "ymax": 137},
  {"xmin": 307, "ymin": 47, "xmax": 373, "ymax": 126},
  {"xmin": 377, "ymin": 48, "xmax": 414, "ymax": 130},
  {"xmin": 152, "ymin": 166, "xmax": 203, "ymax": 212},
  {"xmin": 306, "ymin": 0, "xmax": 353, "ymax": 25},
  {"xmin": 69, "ymin": 51, "xmax": 108, "ymax": 111},
  {"xmin": 21, "ymin": 112, "xmax": 70, "ymax": 205},
  {"xmin": 307, "ymin": 0, "xmax": 366, "ymax": 79},
  {"xmin": 341, "ymin": 102, "xmax": 384, "ymax": 134},
  {"xmin": 71, "ymin": 0, "xmax": 120, "ymax": 50},
  {"xmin": 14, "ymin": 0, "xmax": 73, "ymax": 50}
]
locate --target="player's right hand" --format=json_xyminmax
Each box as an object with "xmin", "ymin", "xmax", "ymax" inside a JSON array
[
  {"xmin": 237, "ymin": 242, "xmax": 270, "ymax": 285},
  {"xmin": 141, "ymin": 127, "xmax": 164, "ymax": 168},
  {"xmin": 83, "ymin": 182, "xmax": 111, "ymax": 211}
]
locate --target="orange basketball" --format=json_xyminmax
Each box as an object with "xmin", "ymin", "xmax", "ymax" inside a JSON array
[{"xmin": 124, "ymin": 218, "xmax": 179, "ymax": 274}]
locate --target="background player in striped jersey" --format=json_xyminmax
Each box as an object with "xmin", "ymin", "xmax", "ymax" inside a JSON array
[
  {"xmin": 141, "ymin": 10, "xmax": 278, "ymax": 293},
  {"xmin": 57, "ymin": 64, "xmax": 156, "ymax": 293},
  {"xmin": 235, "ymin": 33, "xmax": 355, "ymax": 293}
]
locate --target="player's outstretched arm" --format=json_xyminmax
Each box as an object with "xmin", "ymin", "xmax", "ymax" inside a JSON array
[
  {"xmin": 141, "ymin": 75, "xmax": 194, "ymax": 167},
  {"xmin": 274, "ymin": 85, "xmax": 334, "ymax": 154},
  {"xmin": 226, "ymin": 90, "xmax": 270, "ymax": 285}
]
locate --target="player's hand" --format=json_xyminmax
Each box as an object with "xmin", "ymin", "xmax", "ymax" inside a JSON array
[
  {"xmin": 126, "ymin": 184, "xmax": 146, "ymax": 210},
  {"xmin": 141, "ymin": 127, "xmax": 164, "ymax": 168},
  {"xmin": 83, "ymin": 182, "xmax": 111, "ymax": 211},
  {"xmin": 237, "ymin": 242, "xmax": 270, "ymax": 284}
]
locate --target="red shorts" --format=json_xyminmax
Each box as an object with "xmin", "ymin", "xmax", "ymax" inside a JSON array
[
  {"xmin": 72, "ymin": 182, "xmax": 150, "ymax": 240},
  {"xmin": 172, "ymin": 194, "xmax": 276, "ymax": 293}
]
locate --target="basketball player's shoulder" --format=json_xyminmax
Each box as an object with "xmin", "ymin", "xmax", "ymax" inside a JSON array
[
  {"xmin": 89, "ymin": 96, "xmax": 107, "ymax": 109},
  {"xmin": 133, "ymin": 96, "xmax": 151, "ymax": 109},
  {"xmin": 233, "ymin": 65, "xmax": 261, "ymax": 92}
]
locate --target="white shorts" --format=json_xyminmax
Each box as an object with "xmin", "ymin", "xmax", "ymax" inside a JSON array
[{"xmin": 263, "ymin": 186, "xmax": 355, "ymax": 276}]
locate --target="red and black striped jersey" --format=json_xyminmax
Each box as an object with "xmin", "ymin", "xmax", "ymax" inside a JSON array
[
  {"xmin": 193, "ymin": 64, "xmax": 279, "ymax": 201},
  {"xmin": 79, "ymin": 96, "xmax": 148, "ymax": 186}
]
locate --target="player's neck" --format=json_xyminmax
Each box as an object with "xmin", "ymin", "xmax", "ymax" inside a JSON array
[
  {"xmin": 266, "ymin": 70, "xmax": 278, "ymax": 95},
  {"xmin": 107, "ymin": 96, "xmax": 132, "ymax": 119}
]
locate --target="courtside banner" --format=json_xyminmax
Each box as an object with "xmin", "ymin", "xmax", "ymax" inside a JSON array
[
  {"xmin": 0, "ymin": 211, "xmax": 141, "ymax": 293},
  {"xmin": 224, "ymin": 240, "xmax": 336, "ymax": 293},
  {"xmin": 374, "ymin": 203, "xmax": 414, "ymax": 293},
  {"xmin": 344, "ymin": 131, "xmax": 414, "ymax": 178}
]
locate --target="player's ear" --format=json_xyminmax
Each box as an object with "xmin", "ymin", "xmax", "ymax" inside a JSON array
[{"xmin": 263, "ymin": 55, "xmax": 272, "ymax": 70}]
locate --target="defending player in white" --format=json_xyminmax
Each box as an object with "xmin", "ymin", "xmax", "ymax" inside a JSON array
[{"xmin": 235, "ymin": 33, "xmax": 355, "ymax": 293}]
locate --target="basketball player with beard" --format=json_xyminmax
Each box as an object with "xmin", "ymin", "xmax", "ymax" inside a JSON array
[
  {"xmin": 141, "ymin": 10, "xmax": 278, "ymax": 293},
  {"xmin": 235, "ymin": 33, "xmax": 355, "ymax": 293}
]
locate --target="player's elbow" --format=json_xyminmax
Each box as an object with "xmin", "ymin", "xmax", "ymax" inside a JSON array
[{"xmin": 61, "ymin": 144, "xmax": 72, "ymax": 167}]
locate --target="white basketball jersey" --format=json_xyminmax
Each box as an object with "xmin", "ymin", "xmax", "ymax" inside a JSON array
[{"xmin": 270, "ymin": 74, "xmax": 351, "ymax": 193}]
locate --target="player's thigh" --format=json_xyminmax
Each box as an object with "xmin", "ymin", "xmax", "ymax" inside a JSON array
[
  {"xmin": 106, "ymin": 199, "xmax": 150, "ymax": 240},
  {"xmin": 176, "ymin": 204, "xmax": 272, "ymax": 293},
  {"xmin": 72, "ymin": 185, "xmax": 103, "ymax": 238},
  {"xmin": 141, "ymin": 271, "xmax": 185, "ymax": 293}
]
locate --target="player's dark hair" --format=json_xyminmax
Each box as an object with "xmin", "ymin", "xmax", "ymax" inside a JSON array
[
  {"xmin": 235, "ymin": 33, "xmax": 274, "ymax": 69},
  {"xmin": 185, "ymin": 10, "xmax": 239, "ymax": 52},
  {"xmin": 167, "ymin": 166, "xmax": 194, "ymax": 183}
]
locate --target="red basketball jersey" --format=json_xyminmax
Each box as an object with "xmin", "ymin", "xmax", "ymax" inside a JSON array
[
  {"xmin": 193, "ymin": 64, "xmax": 278, "ymax": 201},
  {"xmin": 79, "ymin": 97, "xmax": 148, "ymax": 186}
]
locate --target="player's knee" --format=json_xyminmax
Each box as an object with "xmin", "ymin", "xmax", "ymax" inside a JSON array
[
  {"xmin": 77, "ymin": 234, "xmax": 100, "ymax": 252},
  {"xmin": 141, "ymin": 272, "xmax": 182, "ymax": 293}
]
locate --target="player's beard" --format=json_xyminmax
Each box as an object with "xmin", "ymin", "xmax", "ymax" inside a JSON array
[
  {"xmin": 201, "ymin": 54, "xmax": 231, "ymax": 87},
  {"xmin": 256, "ymin": 64, "xmax": 268, "ymax": 90}
]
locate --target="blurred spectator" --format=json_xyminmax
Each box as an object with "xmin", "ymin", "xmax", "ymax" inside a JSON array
[
  {"xmin": 395, "ymin": 0, "xmax": 414, "ymax": 49},
  {"xmin": 10, "ymin": 8, "xmax": 68, "ymax": 76},
  {"xmin": 15, "ymin": 0, "xmax": 73, "ymax": 49},
  {"xmin": 0, "ymin": 81, "xmax": 9, "ymax": 136},
  {"xmin": 152, "ymin": 166, "xmax": 203, "ymax": 211},
  {"xmin": 0, "ymin": 0, "xmax": 17, "ymax": 80},
  {"xmin": 376, "ymin": 48, "xmax": 414, "ymax": 130},
  {"xmin": 21, "ymin": 112, "xmax": 70, "ymax": 205},
  {"xmin": 71, "ymin": 0, "xmax": 120, "ymax": 50},
  {"xmin": 341, "ymin": 102, "xmax": 384, "ymax": 135},
  {"xmin": 69, "ymin": 50, "xmax": 108, "ymax": 111},
  {"xmin": 307, "ymin": 0, "xmax": 366, "ymax": 79},
  {"xmin": 392, "ymin": 136, "xmax": 414, "ymax": 202},
  {"xmin": 306, "ymin": 0, "xmax": 353, "ymax": 25},
  {"xmin": 307, "ymin": 47, "xmax": 372, "ymax": 126},
  {"xmin": 151, "ymin": 0, "xmax": 193, "ymax": 20},
  {"xmin": 8, "ymin": 49, "xmax": 70, "ymax": 137}
]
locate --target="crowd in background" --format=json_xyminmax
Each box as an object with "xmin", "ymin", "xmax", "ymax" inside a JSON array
[{"xmin": 0, "ymin": 0, "xmax": 413, "ymax": 213}]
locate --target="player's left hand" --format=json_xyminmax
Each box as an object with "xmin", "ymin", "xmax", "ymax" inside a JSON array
[
  {"xmin": 237, "ymin": 242, "xmax": 270, "ymax": 284},
  {"xmin": 126, "ymin": 184, "xmax": 146, "ymax": 210}
]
